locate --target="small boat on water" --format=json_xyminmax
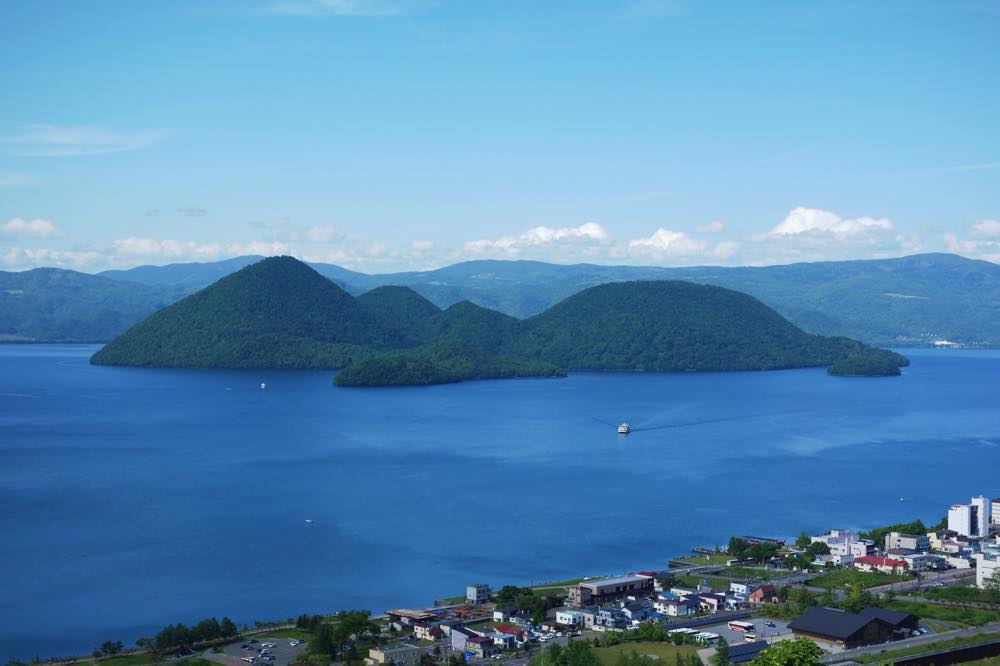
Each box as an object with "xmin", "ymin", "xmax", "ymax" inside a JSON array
[
  {"xmin": 260, "ymin": 382, "xmax": 267, "ymax": 390},
  {"xmin": 304, "ymin": 519, "xmax": 313, "ymax": 524},
  {"xmin": 617, "ymin": 422, "xmax": 630, "ymax": 434}
]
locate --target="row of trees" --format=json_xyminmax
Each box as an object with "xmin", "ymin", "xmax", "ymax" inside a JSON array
[
  {"xmin": 727, "ymin": 538, "xmax": 781, "ymax": 563},
  {"xmin": 492, "ymin": 586, "xmax": 565, "ymax": 624},
  {"xmin": 135, "ymin": 616, "xmax": 238, "ymax": 653}
]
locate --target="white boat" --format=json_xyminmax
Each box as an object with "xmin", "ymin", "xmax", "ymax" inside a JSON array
[
  {"xmin": 617, "ymin": 422, "xmax": 630, "ymax": 434},
  {"xmin": 304, "ymin": 519, "xmax": 313, "ymax": 524},
  {"xmin": 260, "ymin": 382, "xmax": 267, "ymax": 390}
]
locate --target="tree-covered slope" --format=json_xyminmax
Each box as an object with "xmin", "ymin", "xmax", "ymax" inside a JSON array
[
  {"xmin": 828, "ymin": 349, "xmax": 909, "ymax": 377},
  {"xmin": 357, "ymin": 285, "xmax": 441, "ymax": 343},
  {"xmin": 333, "ymin": 339, "xmax": 564, "ymax": 387},
  {"xmin": 0, "ymin": 268, "xmax": 173, "ymax": 342},
  {"xmin": 415, "ymin": 300, "xmax": 522, "ymax": 354},
  {"xmin": 91, "ymin": 256, "xmax": 402, "ymax": 369},
  {"xmin": 506, "ymin": 281, "xmax": 886, "ymax": 372}
]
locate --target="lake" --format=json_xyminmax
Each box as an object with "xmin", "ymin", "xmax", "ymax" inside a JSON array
[{"xmin": 1, "ymin": 345, "xmax": 999, "ymax": 659}]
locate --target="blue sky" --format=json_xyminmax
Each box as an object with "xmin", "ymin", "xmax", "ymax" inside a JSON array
[{"xmin": 1, "ymin": 0, "xmax": 998, "ymax": 272}]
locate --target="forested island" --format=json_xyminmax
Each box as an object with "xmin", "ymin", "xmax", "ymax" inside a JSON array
[
  {"xmin": 828, "ymin": 349, "xmax": 909, "ymax": 377},
  {"xmin": 92, "ymin": 256, "xmax": 908, "ymax": 386}
]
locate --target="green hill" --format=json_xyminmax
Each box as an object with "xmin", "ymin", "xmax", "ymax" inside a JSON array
[
  {"xmin": 0, "ymin": 268, "xmax": 173, "ymax": 342},
  {"xmin": 91, "ymin": 256, "xmax": 906, "ymax": 385},
  {"xmin": 829, "ymin": 349, "xmax": 909, "ymax": 377},
  {"xmin": 357, "ymin": 285, "xmax": 440, "ymax": 343},
  {"xmin": 91, "ymin": 256, "xmax": 401, "ymax": 369},
  {"xmin": 506, "ymin": 281, "xmax": 877, "ymax": 372}
]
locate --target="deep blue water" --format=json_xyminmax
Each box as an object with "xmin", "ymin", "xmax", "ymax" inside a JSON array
[{"xmin": 1, "ymin": 345, "xmax": 999, "ymax": 659}]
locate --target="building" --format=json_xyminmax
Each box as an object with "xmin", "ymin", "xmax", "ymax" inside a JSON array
[
  {"xmin": 451, "ymin": 626, "xmax": 473, "ymax": 654},
  {"xmin": 974, "ymin": 554, "xmax": 1000, "ymax": 589},
  {"xmin": 949, "ymin": 496, "xmax": 992, "ymax": 537},
  {"xmin": 368, "ymin": 645, "xmax": 426, "ymax": 666},
  {"xmin": 884, "ymin": 532, "xmax": 930, "ymax": 552},
  {"xmin": 568, "ymin": 574, "xmax": 654, "ymax": 607},
  {"xmin": 853, "ymin": 555, "xmax": 909, "ymax": 575},
  {"xmin": 654, "ymin": 592, "xmax": 694, "ymax": 617},
  {"xmin": 812, "ymin": 530, "xmax": 873, "ymax": 565},
  {"xmin": 788, "ymin": 607, "xmax": 895, "ymax": 649},
  {"xmin": 467, "ymin": 584, "xmax": 491, "ymax": 604},
  {"xmin": 858, "ymin": 608, "xmax": 919, "ymax": 636},
  {"xmin": 464, "ymin": 636, "xmax": 497, "ymax": 659},
  {"xmin": 412, "ymin": 622, "xmax": 444, "ymax": 641},
  {"xmin": 694, "ymin": 592, "xmax": 726, "ymax": 613},
  {"xmin": 594, "ymin": 608, "xmax": 628, "ymax": 629},
  {"xmin": 747, "ymin": 584, "xmax": 778, "ymax": 605},
  {"xmin": 555, "ymin": 610, "xmax": 585, "ymax": 627},
  {"xmin": 620, "ymin": 600, "xmax": 655, "ymax": 622},
  {"xmin": 993, "ymin": 499, "xmax": 1000, "ymax": 526}
]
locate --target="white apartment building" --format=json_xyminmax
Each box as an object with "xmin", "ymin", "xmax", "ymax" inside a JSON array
[
  {"xmin": 974, "ymin": 553, "xmax": 1000, "ymax": 589},
  {"xmin": 949, "ymin": 496, "xmax": 992, "ymax": 537},
  {"xmin": 810, "ymin": 530, "xmax": 872, "ymax": 564}
]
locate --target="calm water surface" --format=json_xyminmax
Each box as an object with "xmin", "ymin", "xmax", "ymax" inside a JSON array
[{"xmin": 1, "ymin": 345, "xmax": 999, "ymax": 658}]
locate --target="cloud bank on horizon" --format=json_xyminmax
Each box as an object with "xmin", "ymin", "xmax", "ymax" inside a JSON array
[{"xmin": 0, "ymin": 1, "xmax": 997, "ymax": 272}]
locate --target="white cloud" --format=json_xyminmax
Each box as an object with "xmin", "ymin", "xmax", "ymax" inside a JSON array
[
  {"xmin": 696, "ymin": 220, "xmax": 725, "ymax": 234},
  {"xmin": 2, "ymin": 246, "xmax": 100, "ymax": 269},
  {"xmin": 1, "ymin": 217, "xmax": 59, "ymax": 239},
  {"xmin": 943, "ymin": 233, "xmax": 1000, "ymax": 263},
  {"xmin": 3, "ymin": 124, "xmax": 168, "ymax": 157},
  {"xmin": 111, "ymin": 237, "xmax": 290, "ymax": 261},
  {"xmin": 464, "ymin": 222, "xmax": 610, "ymax": 256},
  {"xmin": 627, "ymin": 228, "xmax": 707, "ymax": 259},
  {"xmin": 268, "ymin": 0, "xmax": 403, "ymax": 16},
  {"xmin": 770, "ymin": 206, "xmax": 892, "ymax": 238},
  {"xmin": 971, "ymin": 219, "xmax": 1000, "ymax": 237},
  {"xmin": 708, "ymin": 240, "xmax": 741, "ymax": 260}
]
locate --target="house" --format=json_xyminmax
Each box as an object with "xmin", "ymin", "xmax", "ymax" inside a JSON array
[
  {"xmin": 569, "ymin": 575, "xmax": 654, "ymax": 607},
  {"xmin": 858, "ymin": 607, "xmax": 920, "ymax": 635},
  {"xmin": 746, "ymin": 585, "xmax": 778, "ymax": 605},
  {"xmin": 509, "ymin": 610, "xmax": 533, "ymax": 626},
  {"xmin": 368, "ymin": 645, "xmax": 426, "ymax": 666},
  {"xmin": 495, "ymin": 625, "xmax": 529, "ymax": 642},
  {"xmin": 788, "ymin": 607, "xmax": 895, "ymax": 649},
  {"xmin": 412, "ymin": 622, "xmax": 444, "ymax": 641},
  {"xmin": 811, "ymin": 530, "xmax": 873, "ymax": 564},
  {"xmin": 491, "ymin": 632, "xmax": 516, "ymax": 649},
  {"xmin": 620, "ymin": 600, "xmax": 655, "ymax": 622},
  {"xmin": 577, "ymin": 607, "xmax": 599, "ymax": 629},
  {"xmin": 927, "ymin": 529, "xmax": 960, "ymax": 551},
  {"xmin": 555, "ymin": 610, "xmax": 585, "ymax": 627},
  {"xmin": 694, "ymin": 593, "xmax": 726, "ymax": 613},
  {"xmin": 467, "ymin": 584, "xmax": 491, "ymax": 604},
  {"xmin": 451, "ymin": 626, "xmax": 473, "ymax": 653},
  {"xmin": 464, "ymin": 635, "xmax": 497, "ymax": 659},
  {"xmin": 853, "ymin": 555, "xmax": 909, "ymax": 575},
  {"xmin": 386, "ymin": 609, "xmax": 438, "ymax": 628},
  {"xmin": 594, "ymin": 608, "xmax": 628, "ymax": 629},
  {"xmin": 654, "ymin": 592, "xmax": 694, "ymax": 617},
  {"xmin": 493, "ymin": 608, "xmax": 513, "ymax": 622}
]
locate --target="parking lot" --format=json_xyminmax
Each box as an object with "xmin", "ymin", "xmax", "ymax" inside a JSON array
[
  {"xmin": 215, "ymin": 636, "xmax": 308, "ymax": 666},
  {"xmin": 691, "ymin": 618, "xmax": 792, "ymax": 646}
]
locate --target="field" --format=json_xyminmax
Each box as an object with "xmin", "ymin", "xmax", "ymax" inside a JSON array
[
  {"xmin": 809, "ymin": 569, "xmax": 910, "ymax": 589},
  {"xmin": 674, "ymin": 554, "xmax": 734, "ymax": 566},
  {"xmin": 908, "ymin": 586, "xmax": 1000, "ymax": 604},
  {"xmin": 593, "ymin": 642, "xmax": 700, "ymax": 666},
  {"xmin": 854, "ymin": 631, "xmax": 1000, "ymax": 664},
  {"xmin": 884, "ymin": 600, "xmax": 1000, "ymax": 627}
]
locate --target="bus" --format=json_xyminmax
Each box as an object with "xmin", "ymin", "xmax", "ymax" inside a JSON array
[
  {"xmin": 744, "ymin": 632, "xmax": 757, "ymax": 642},
  {"xmin": 728, "ymin": 621, "xmax": 755, "ymax": 632}
]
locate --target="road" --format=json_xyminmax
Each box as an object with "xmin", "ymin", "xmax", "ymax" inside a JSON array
[{"xmin": 867, "ymin": 568, "xmax": 976, "ymax": 596}]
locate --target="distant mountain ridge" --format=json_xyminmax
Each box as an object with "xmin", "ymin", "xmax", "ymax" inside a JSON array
[
  {"xmin": 92, "ymin": 256, "xmax": 906, "ymax": 385},
  {"xmin": 4, "ymin": 252, "xmax": 1000, "ymax": 346}
]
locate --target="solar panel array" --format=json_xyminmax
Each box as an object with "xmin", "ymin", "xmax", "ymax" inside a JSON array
[{"xmin": 727, "ymin": 640, "xmax": 770, "ymax": 664}]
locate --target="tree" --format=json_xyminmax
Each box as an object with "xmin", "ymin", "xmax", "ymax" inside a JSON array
[
  {"xmin": 711, "ymin": 638, "xmax": 732, "ymax": 666},
  {"xmin": 984, "ymin": 570, "xmax": 1000, "ymax": 603},
  {"xmin": 794, "ymin": 532, "xmax": 811, "ymax": 549},
  {"xmin": 805, "ymin": 542, "xmax": 830, "ymax": 557},
  {"xmin": 728, "ymin": 537, "xmax": 748, "ymax": 560},
  {"xmin": 221, "ymin": 617, "xmax": 238, "ymax": 637},
  {"xmin": 750, "ymin": 638, "xmax": 822, "ymax": 666}
]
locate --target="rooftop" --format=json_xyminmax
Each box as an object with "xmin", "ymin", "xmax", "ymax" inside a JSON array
[
  {"xmin": 789, "ymin": 607, "xmax": 885, "ymax": 640},
  {"xmin": 582, "ymin": 574, "xmax": 653, "ymax": 589}
]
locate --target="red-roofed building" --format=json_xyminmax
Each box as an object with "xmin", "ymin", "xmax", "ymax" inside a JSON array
[
  {"xmin": 853, "ymin": 556, "xmax": 909, "ymax": 575},
  {"xmin": 495, "ymin": 624, "xmax": 528, "ymax": 639}
]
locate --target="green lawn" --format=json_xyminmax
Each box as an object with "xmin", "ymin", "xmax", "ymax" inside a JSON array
[
  {"xmin": 854, "ymin": 631, "xmax": 1000, "ymax": 663},
  {"xmin": 258, "ymin": 628, "xmax": 312, "ymax": 640},
  {"xmin": 884, "ymin": 600, "xmax": 1000, "ymax": 627},
  {"xmin": 532, "ymin": 577, "xmax": 589, "ymax": 588},
  {"xmin": 809, "ymin": 569, "xmax": 910, "ymax": 589},
  {"xmin": 721, "ymin": 567, "xmax": 784, "ymax": 581},
  {"xmin": 675, "ymin": 554, "xmax": 734, "ymax": 566},
  {"xmin": 593, "ymin": 642, "xmax": 700, "ymax": 666},
  {"xmin": 908, "ymin": 586, "xmax": 1000, "ymax": 604}
]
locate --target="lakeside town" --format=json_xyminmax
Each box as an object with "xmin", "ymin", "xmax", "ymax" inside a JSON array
[{"xmin": 30, "ymin": 495, "xmax": 1000, "ymax": 666}]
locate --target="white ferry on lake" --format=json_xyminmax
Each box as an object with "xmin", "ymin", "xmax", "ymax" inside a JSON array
[{"xmin": 617, "ymin": 422, "xmax": 630, "ymax": 434}]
